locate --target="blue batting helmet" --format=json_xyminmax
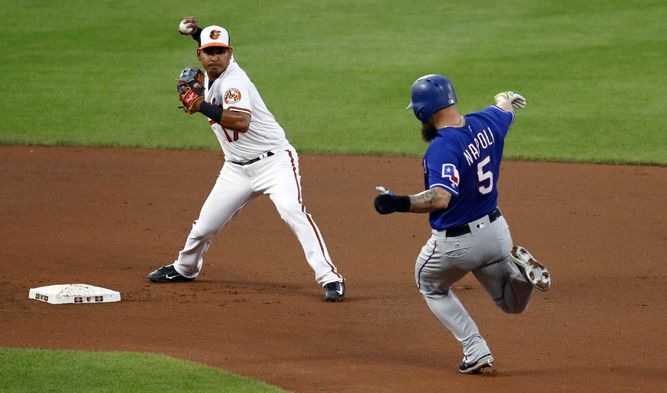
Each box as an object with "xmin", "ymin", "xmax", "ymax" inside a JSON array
[{"xmin": 407, "ymin": 74, "xmax": 458, "ymax": 122}]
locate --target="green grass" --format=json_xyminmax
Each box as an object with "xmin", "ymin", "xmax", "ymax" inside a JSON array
[
  {"xmin": 1, "ymin": 0, "xmax": 665, "ymax": 164},
  {"xmin": 0, "ymin": 348, "xmax": 287, "ymax": 393}
]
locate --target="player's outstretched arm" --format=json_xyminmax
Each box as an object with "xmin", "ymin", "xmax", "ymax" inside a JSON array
[
  {"xmin": 374, "ymin": 187, "xmax": 451, "ymax": 214},
  {"xmin": 408, "ymin": 188, "xmax": 452, "ymax": 213},
  {"xmin": 494, "ymin": 91, "xmax": 526, "ymax": 112}
]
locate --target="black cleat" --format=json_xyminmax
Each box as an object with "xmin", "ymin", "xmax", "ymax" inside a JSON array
[
  {"xmin": 148, "ymin": 265, "xmax": 194, "ymax": 283},
  {"xmin": 323, "ymin": 281, "xmax": 345, "ymax": 302},
  {"xmin": 459, "ymin": 354, "xmax": 494, "ymax": 374}
]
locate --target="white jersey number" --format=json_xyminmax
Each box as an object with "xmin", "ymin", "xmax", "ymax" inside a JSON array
[{"xmin": 477, "ymin": 156, "xmax": 493, "ymax": 194}]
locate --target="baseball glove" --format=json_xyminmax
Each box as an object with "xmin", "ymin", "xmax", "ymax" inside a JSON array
[{"xmin": 177, "ymin": 66, "xmax": 205, "ymax": 114}]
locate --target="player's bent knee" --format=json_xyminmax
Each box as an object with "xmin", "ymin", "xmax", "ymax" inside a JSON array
[
  {"xmin": 419, "ymin": 286, "xmax": 450, "ymax": 298},
  {"xmin": 496, "ymin": 299, "xmax": 528, "ymax": 314}
]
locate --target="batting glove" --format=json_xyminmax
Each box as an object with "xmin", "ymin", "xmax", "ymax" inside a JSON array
[
  {"xmin": 494, "ymin": 91, "xmax": 527, "ymax": 109},
  {"xmin": 375, "ymin": 186, "xmax": 394, "ymax": 196}
]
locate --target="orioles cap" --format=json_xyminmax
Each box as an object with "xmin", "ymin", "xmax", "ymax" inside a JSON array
[{"xmin": 199, "ymin": 25, "xmax": 232, "ymax": 49}]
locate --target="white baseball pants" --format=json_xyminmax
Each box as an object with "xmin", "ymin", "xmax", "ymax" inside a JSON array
[{"xmin": 172, "ymin": 147, "xmax": 343, "ymax": 286}]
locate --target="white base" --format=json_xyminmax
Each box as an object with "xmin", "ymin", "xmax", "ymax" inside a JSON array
[{"xmin": 29, "ymin": 284, "xmax": 121, "ymax": 304}]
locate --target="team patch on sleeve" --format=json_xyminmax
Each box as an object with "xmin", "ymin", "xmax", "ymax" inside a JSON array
[
  {"xmin": 224, "ymin": 88, "xmax": 242, "ymax": 104},
  {"xmin": 441, "ymin": 163, "xmax": 460, "ymax": 186}
]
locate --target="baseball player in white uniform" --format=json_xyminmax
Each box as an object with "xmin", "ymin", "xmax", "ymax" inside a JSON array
[{"xmin": 148, "ymin": 19, "xmax": 346, "ymax": 302}]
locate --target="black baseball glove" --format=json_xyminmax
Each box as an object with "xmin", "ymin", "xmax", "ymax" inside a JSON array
[{"xmin": 176, "ymin": 66, "xmax": 205, "ymax": 114}]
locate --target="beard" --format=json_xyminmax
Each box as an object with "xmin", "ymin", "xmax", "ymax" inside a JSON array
[{"xmin": 421, "ymin": 122, "xmax": 438, "ymax": 142}]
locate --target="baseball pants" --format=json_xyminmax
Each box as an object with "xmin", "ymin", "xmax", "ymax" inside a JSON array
[
  {"xmin": 172, "ymin": 147, "xmax": 342, "ymax": 285},
  {"xmin": 415, "ymin": 214, "xmax": 534, "ymax": 361}
]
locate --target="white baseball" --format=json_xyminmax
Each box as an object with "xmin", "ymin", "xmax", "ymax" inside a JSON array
[{"xmin": 179, "ymin": 20, "xmax": 194, "ymax": 34}]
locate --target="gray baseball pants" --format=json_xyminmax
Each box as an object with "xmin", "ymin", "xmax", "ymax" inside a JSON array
[{"xmin": 415, "ymin": 214, "xmax": 533, "ymax": 362}]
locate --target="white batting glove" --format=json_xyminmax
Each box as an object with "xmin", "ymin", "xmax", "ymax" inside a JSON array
[
  {"xmin": 375, "ymin": 186, "xmax": 394, "ymax": 195},
  {"xmin": 494, "ymin": 91, "xmax": 527, "ymax": 109}
]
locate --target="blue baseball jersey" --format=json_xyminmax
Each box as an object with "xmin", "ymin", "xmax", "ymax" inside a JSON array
[{"xmin": 423, "ymin": 106, "xmax": 514, "ymax": 230}]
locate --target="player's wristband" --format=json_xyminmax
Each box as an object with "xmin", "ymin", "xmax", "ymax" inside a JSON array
[
  {"xmin": 199, "ymin": 101, "xmax": 224, "ymax": 123},
  {"xmin": 393, "ymin": 195, "xmax": 411, "ymax": 212},
  {"xmin": 374, "ymin": 194, "xmax": 411, "ymax": 214}
]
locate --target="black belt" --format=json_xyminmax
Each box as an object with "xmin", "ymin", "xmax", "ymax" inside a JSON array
[
  {"xmin": 231, "ymin": 151, "xmax": 274, "ymax": 166},
  {"xmin": 444, "ymin": 209, "xmax": 502, "ymax": 237}
]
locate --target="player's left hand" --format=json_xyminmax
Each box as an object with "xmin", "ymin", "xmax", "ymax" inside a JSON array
[
  {"xmin": 375, "ymin": 186, "xmax": 394, "ymax": 196},
  {"xmin": 374, "ymin": 186, "xmax": 395, "ymax": 214},
  {"xmin": 494, "ymin": 91, "xmax": 527, "ymax": 109},
  {"xmin": 177, "ymin": 66, "xmax": 205, "ymax": 114},
  {"xmin": 374, "ymin": 194, "xmax": 396, "ymax": 214},
  {"xmin": 373, "ymin": 186, "xmax": 411, "ymax": 214}
]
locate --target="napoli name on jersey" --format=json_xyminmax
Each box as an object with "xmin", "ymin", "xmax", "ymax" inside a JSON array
[{"xmin": 423, "ymin": 105, "xmax": 515, "ymax": 230}]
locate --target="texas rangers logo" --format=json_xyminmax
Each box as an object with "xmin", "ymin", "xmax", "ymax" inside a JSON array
[
  {"xmin": 210, "ymin": 30, "xmax": 222, "ymax": 39},
  {"xmin": 441, "ymin": 163, "xmax": 460, "ymax": 186},
  {"xmin": 224, "ymin": 88, "xmax": 241, "ymax": 104},
  {"xmin": 448, "ymin": 91, "xmax": 456, "ymax": 105}
]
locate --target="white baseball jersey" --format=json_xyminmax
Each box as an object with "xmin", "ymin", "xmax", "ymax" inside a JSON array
[{"xmin": 204, "ymin": 60, "xmax": 289, "ymax": 162}]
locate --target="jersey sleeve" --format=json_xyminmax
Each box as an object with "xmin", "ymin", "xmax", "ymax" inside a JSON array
[
  {"xmin": 423, "ymin": 141, "xmax": 461, "ymax": 196},
  {"xmin": 219, "ymin": 79, "xmax": 252, "ymax": 115},
  {"xmin": 486, "ymin": 106, "xmax": 514, "ymax": 137}
]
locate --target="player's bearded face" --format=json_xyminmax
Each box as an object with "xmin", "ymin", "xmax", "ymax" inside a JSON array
[
  {"xmin": 421, "ymin": 122, "xmax": 437, "ymax": 142},
  {"xmin": 198, "ymin": 47, "xmax": 232, "ymax": 79}
]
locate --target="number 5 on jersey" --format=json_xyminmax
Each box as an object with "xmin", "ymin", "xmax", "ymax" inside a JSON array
[{"xmin": 477, "ymin": 156, "xmax": 493, "ymax": 194}]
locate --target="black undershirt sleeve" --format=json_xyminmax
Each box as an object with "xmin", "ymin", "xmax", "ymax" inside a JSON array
[
  {"xmin": 199, "ymin": 102, "xmax": 223, "ymax": 124},
  {"xmin": 192, "ymin": 28, "xmax": 202, "ymax": 45}
]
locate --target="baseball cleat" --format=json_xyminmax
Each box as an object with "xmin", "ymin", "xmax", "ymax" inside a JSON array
[
  {"xmin": 323, "ymin": 281, "xmax": 345, "ymax": 302},
  {"xmin": 459, "ymin": 353, "xmax": 494, "ymax": 374},
  {"xmin": 511, "ymin": 246, "xmax": 551, "ymax": 291},
  {"xmin": 148, "ymin": 264, "xmax": 194, "ymax": 283}
]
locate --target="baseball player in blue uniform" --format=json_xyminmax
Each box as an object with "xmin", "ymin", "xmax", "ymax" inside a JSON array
[{"xmin": 374, "ymin": 74, "xmax": 551, "ymax": 374}]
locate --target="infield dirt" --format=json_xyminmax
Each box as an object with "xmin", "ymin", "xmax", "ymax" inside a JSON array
[{"xmin": 1, "ymin": 146, "xmax": 665, "ymax": 392}]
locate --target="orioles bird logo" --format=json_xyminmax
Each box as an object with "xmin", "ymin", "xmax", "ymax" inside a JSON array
[
  {"xmin": 210, "ymin": 30, "xmax": 222, "ymax": 39},
  {"xmin": 224, "ymin": 88, "xmax": 241, "ymax": 104}
]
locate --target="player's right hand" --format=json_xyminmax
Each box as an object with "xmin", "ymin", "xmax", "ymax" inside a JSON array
[
  {"xmin": 178, "ymin": 16, "xmax": 199, "ymax": 35},
  {"xmin": 494, "ymin": 91, "xmax": 527, "ymax": 109}
]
